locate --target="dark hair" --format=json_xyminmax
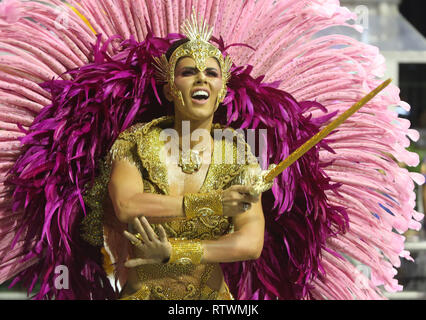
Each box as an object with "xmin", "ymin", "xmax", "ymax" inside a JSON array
[{"xmin": 165, "ymin": 38, "xmax": 190, "ymax": 61}]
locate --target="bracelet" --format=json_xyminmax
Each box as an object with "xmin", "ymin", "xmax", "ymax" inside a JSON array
[
  {"xmin": 183, "ymin": 190, "xmax": 223, "ymax": 219},
  {"xmin": 167, "ymin": 238, "xmax": 204, "ymax": 265}
]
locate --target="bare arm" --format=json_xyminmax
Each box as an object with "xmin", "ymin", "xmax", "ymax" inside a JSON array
[
  {"xmin": 108, "ymin": 159, "xmax": 185, "ymax": 223},
  {"xmin": 109, "ymin": 159, "xmax": 259, "ymax": 223},
  {"xmin": 124, "ymin": 194, "xmax": 265, "ymax": 266},
  {"xmin": 111, "ymin": 159, "xmax": 265, "ymax": 264}
]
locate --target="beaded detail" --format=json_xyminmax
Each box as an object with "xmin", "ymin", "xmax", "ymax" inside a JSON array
[
  {"xmin": 183, "ymin": 190, "xmax": 223, "ymax": 219},
  {"xmin": 168, "ymin": 238, "xmax": 204, "ymax": 264},
  {"xmin": 80, "ymin": 116, "xmax": 260, "ymax": 299}
]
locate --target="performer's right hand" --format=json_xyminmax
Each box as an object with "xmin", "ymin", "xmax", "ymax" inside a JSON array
[{"xmin": 222, "ymin": 185, "xmax": 259, "ymax": 216}]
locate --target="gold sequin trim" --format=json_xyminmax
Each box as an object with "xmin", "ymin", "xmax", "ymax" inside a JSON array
[
  {"xmin": 80, "ymin": 116, "xmax": 260, "ymax": 301},
  {"xmin": 80, "ymin": 159, "xmax": 111, "ymax": 247},
  {"xmin": 183, "ymin": 190, "xmax": 223, "ymax": 219},
  {"xmin": 168, "ymin": 238, "xmax": 204, "ymax": 265}
]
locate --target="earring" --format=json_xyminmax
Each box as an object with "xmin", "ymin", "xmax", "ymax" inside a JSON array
[
  {"xmin": 169, "ymin": 82, "xmax": 185, "ymax": 108},
  {"xmin": 216, "ymin": 87, "xmax": 227, "ymax": 107}
]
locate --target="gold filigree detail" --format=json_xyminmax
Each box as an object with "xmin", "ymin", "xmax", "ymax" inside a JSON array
[
  {"xmin": 152, "ymin": 286, "xmax": 168, "ymax": 300},
  {"xmin": 183, "ymin": 284, "xmax": 197, "ymax": 299},
  {"xmin": 137, "ymin": 116, "xmax": 172, "ymax": 195},
  {"xmin": 80, "ymin": 159, "xmax": 111, "ymax": 247},
  {"xmin": 168, "ymin": 238, "xmax": 204, "ymax": 265},
  {"xmin": 81, "ymin": 116, "xmax": 260, "ymax": 300},
  {"xmin": 120, "ymin": 285, "xmax": 150, "ymax": 300},
  {"xmin": 183, "ymin": 190, "xmax": 223, "ymax": 219},
  {"xmin": 200, "ymin": 123, "xmax": 259, "ymax": 192},
  {"xmin": 198, "ymin": 216, "xmax": 221, "ymax": 229}
]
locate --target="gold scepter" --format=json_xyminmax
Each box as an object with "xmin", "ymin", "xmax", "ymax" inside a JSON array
[{"xmin": 247, "ymin": 79, "xmax": 392, "ymax": 194}]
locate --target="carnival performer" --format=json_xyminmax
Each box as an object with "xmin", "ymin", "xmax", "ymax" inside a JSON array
[
  {"xmin": 107, "ymin": 33, "xmax": 269, "ymax": 299},
  {"xmin": 0, "ymin": 0, "xmax": 423, "ymax": 300}
]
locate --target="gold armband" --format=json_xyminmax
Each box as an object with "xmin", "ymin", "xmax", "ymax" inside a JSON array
[
  {"xmin": 167, "ymin": 238, "xmax": 204, "ymax": 265},
  {"xmin": 183, "ymin": 190, "xmax": 223, "ymax": 219}
]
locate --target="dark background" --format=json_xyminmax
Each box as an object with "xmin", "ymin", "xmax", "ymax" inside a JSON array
[
  {"xmin": 398, "ymin": 0, "xmax": 426, "ymax": 128},
  {"xmin": 400, "ymin": 0, "xmax": 426, "ymax": 38}
]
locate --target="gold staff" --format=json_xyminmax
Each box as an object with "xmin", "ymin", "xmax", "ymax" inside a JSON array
[{"xmin": 263, "ymin": 78, "xmax": 392, "ymax": 184}]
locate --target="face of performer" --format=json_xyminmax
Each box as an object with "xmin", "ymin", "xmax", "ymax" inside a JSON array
[{"xmin": 164, "ymin": 56, "xmax": 223, "ymax": 122}]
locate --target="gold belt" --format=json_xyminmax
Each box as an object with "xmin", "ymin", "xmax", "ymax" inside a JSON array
[{"xmin": 120, "ymin": 282, "xmax": 234, "ymax": 300}]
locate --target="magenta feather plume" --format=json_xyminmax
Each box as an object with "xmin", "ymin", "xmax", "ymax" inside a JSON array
[{"xmin": 5, "ymin": 30, "xmax": 180, "ymax": 299}]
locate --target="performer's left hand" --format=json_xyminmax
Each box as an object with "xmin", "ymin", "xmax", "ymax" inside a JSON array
[{"xmin": 123, "ymin": 216, "xmax": 172, "ymax": 267}]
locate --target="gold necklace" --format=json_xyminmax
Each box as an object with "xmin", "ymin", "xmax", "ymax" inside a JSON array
[
  {"xmin": 178, "ymin": 148, "xmax": 203, "ymax": 174},
  {"xmin": 178, "ymin": 141, "xmax": 212, "ymax": 174}
]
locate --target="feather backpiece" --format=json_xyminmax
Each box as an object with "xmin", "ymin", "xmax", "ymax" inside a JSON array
[{"xmin": 0, "ymin": 0, "xmax": 422, "ymax": 299}]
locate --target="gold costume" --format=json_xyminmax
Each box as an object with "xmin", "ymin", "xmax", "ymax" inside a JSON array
[{"xmin": 81, "ymin": 116, "xmax": 259, "ymax": 300}]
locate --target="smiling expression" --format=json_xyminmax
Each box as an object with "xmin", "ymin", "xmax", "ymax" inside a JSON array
[{"xmin": 164, "ymin": 56, "xmax": 224, "ymax": 122}]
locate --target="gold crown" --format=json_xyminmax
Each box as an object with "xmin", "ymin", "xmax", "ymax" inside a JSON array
[{"xmin": 181, "ymin": 9, "xmax": 214, "ymax": 44}]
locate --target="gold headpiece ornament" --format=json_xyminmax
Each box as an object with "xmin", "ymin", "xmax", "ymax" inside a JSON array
[{"xmin": 153, "ymin": 9, "xmax": 232, "ymax": 109}]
